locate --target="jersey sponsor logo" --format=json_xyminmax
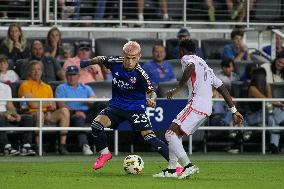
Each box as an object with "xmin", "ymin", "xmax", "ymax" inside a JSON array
[{"xmin": 112, "ymin": 77, "xmax": 134, "ymax": 90}]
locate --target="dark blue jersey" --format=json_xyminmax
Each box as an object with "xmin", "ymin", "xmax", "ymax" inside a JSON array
[{"xmin": 103, "ymin": 56, "xmax": 154, "ymax": 111}]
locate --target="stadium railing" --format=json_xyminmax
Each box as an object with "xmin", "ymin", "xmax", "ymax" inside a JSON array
[
  {"xmin": 1, "ymin": 1, "xmax": 284, "ymax": 28},
  {"xmin": 0, "ymin": 97, "xmax": 284, "ymax": 156}
]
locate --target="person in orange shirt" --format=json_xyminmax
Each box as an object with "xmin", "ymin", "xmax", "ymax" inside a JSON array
[
  {"xmin": 18, "ymin": 60, "xmax": 70, "ymax": 155},
  {"xmin": 63, "ymin": 41, "xmax": 104, "ymax": 84}
]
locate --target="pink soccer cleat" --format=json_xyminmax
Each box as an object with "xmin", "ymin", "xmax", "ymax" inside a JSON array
[
  {"xmin": 176, "ymin": 166, "xmax": 184, "ymax": 176},
  {"xmin": 92, "ymin": 152, "xmax": 112, "ymax": 170}
]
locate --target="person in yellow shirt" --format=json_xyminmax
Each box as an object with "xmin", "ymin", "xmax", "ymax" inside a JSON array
[{"xmin": 18, "ymin": 60, "xmax": 70, "ymax": 155}]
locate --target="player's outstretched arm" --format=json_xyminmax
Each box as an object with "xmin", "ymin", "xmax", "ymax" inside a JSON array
[
  {"xmin": 216, "ymin": 84, "xmax": 244, "ymax": 125},
  {"xmin": 167, "ymin": 64, "xmax": 195, "ymax": 99},
  {"xmin": 147, "ymin": 91, "xmax": 157, "ymax": 108},
  {"xmin": 90, "ymin": 56, "xmax": 106, "ymax": 65}
]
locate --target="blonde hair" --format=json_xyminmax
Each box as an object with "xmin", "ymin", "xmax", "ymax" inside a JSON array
[{"xmin": 123, "ymin": 41, "xmax": 141, "ymax": 55}]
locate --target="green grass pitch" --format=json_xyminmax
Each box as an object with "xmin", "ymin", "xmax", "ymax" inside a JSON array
[{"xmin": 0, "ymin": 153, "xmax": 284, "ymax": 189}]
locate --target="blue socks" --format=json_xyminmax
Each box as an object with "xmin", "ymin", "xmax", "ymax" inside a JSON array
[
  {"xmin": 91, "ymin": 121, "xmax": 107, "ymax": 152},
  {"xmin": 143, "ymin": 133, "xmax": 169, "ymax": 161}
]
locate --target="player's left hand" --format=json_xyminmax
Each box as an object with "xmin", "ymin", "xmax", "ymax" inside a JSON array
[
  {"xmin": 166, "ymin": 89, "xmax": 175, "ymax": 100},
  {"xmin": 233, "ymin": 112, "xmax": 244, "ymax": 125},
  {"xmin": 147, "ymin": 99, "xmax": 156, "ymax": 108}
]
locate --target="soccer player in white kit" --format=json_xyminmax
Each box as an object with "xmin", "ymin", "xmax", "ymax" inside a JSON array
[{"xmin": 153, "ymin": 39, "xmax": 244, "ymax": 179}]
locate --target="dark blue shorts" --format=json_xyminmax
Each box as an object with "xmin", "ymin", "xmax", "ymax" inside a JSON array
[{"xmin": 99, "ymin": 106, "xmax": 153, "ymax": 131}]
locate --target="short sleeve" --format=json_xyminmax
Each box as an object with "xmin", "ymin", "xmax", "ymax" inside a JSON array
[
  {"xmin": 222, "ymin": 44, "xmax": 235, "ymax": 59},
  {"xmin": 47, "ymin": 84, "xmax": 54, "ymax": 98},
  {"xmin": 103, "ymin": 56, "xmax": 123, "ymax": 69},
  {"xmin": 18, "ymin": 82, "xmax": 31, "ymax": 97},
  {"xmin": 85, "ymin": 85, "xmax": 95, "ymax": 97},
  {"xmin": 55, "ymin": 84, "xmax": 66, "ymax": 98},
  {"xmin": 211, "ymin": 71, "xmax": 223, "ymax": 88},
  {"xmin": 6, "ymin": 85, "xmax": 12, "ymax": 99}
]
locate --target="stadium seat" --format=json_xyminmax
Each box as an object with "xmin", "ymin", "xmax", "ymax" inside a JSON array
[
  {"xmin": 9, "ymin": 80, "xmax": 24, "ymax": 110},
  {"xmin": 157, "ymin": 81, "xmax": 188, "ymax": 98},
  {"xmin": 230, "ymin": 80, "xmax": 249, "ymax": 98},
  {"xmin": 10, "ymin": 80, "xmax": 24, "ymax": 98},
  {"xmin": 165, "ymin": 38, "xmax": 198, "ymax": 59},
  {"xmin": 86, "ymin": 81, "xmax": 112, "ymax": 98},
  {"xmin": 95, "ymin": 38, "xmax": 128, "ymax": 56},
  {"xmin": 130, "ymin": 38, "xmax": 163, "ymax": 60},
  {"xmin": 48, "ymin": 81, "xmax": 65, "ymax": 94},
  {"xmin": 14, "ymin": 59, "xmax": 29, "ymax": 80},
  {"xmin": 167, "ymin": 59, "xmax": 182, "ymax": 81},
  {"xmin": 201, "ymin": 38, "xmax": 231, "ymax": 59},
  {"xmin": 234, "ymin": 61, "xmax": 256, "ymax": 76},
  {"xmin": 8, "ymin": 59, "xmax": 15, "ymax": 70},
  {"xmin": 271, "ymin": 82, "xmax": 284, "ymax": 98},
  {"xmin": 207, "ymin": 59, "xmax": 222, "ymax": 73}
]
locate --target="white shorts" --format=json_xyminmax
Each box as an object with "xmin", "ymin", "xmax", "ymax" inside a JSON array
[{"xmin": 172, "ymin": 102, "xmax": 208, "ymax": 135}]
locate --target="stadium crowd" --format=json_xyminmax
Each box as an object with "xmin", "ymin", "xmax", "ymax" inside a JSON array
[{"xmin": 0, "ymin": 22, "xmax": 284, "ymax": 156}]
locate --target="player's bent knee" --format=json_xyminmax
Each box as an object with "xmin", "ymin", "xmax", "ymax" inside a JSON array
[
  {"xmin": 94, "ymin": 115, "xmax": 111, "ymax": 127},
  {"xmin": 140, "ymin": 130, "xmax": 154, "ymax": 137}
]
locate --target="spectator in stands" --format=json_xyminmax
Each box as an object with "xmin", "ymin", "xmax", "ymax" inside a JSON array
[
  {"xmin": 44, "ymin": 27, "xmax": 65, "ymax": 61},
  {"xmin": 142, "ymin": 45, "xmax": 176, "ymax": 87},
  {"xmin": 260, "ymin": 53, "xmax": 284, "ymax": 153},
  {"xmin": 62, "ymin": 43, "xmax": 75, "ymax": 60},
  {"xmin": 211, "ymin": 89, "xmax": 239, "ymax": 153},
  {"xmin": 246, "ymin": 68, "xmax": 269, "ymax": 127},
  {"xmin": 0, "ymin": 23, "xmax": 29, "ymax": 62},
  {"xmin": 137, "ymin": 0, "xmax": 169, "ymax": 25},
  {"xmin": 216, "ymin": 58, "xmax": 239, "ymax": 89},
  {"xmin": 171, "ymin": 28, "xmax": 204, "ymax": 59},
  {"xmin": 226, "ymin": 0, "xmax": 256, "ymax": 22},
  {"xmin": 247, "ymin": 67, "xmax": 284, "ymax": 153},
  {"xmin": 0, "ymin": 54, "xmax": 19, "ymax": 84},
  {"xmin": 261, "ymin": 52, "xmax": 284, "ymax": 84},
  {"xmin": 18, "ymin": 60, "xmax": 70, "ymax": 155},
  {"xmin": 0, "ymin": 1, "xmax": 8, "ymax": 19},
  {"xmin": 262, "ymin": 34, "xmax": 284, "ymax": 60},
  {"xmin": 0, "ymin": 82, "xmax": 35, "ymax": 156},
  {"xmin": 58, "ymin": 0, "xmax": 76, "ymax": 20},
  {"xmin": 63, "ymin": 41, "xmax": 104, "ymax": 84},
  {"xmin": 223, "ymin": 29, "xmax": 249, "ymax": 61},
  {"xmin": 19, "ymin": 40, "xmax": 65, "ymax": 83},
  {"xmin": 95, "ymin": 0, "xmax": 107, "ymax": 20},
  {"xmin": 55, "ymin": 65, "xmax": 100, "ymax": 155},
  {"xmin": 205, "ymin": 0, "xmax": 215, "ymax": 22}
]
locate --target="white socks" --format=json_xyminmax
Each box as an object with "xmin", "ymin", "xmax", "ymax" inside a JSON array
[{"xmin": 165, "ymin": 130, "xmax": 190, "ymax": 167}]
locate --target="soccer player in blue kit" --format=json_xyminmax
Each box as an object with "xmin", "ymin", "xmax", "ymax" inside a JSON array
[{"xmin": 89, "ymin": 41, "xmax": 180, "ymax": 171}]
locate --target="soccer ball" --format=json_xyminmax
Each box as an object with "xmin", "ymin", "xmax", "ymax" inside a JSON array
[{"xmin": 123, "ymin": 155, "xmax": 144, "ymax": 175}]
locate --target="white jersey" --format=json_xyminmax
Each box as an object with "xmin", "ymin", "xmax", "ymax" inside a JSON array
[{"xmin": 181, "ymin": 55, "xmax": 223, "ymax": 115}]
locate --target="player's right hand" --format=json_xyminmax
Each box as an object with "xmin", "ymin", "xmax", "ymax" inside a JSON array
[
  {"xmin": 233, "ymin": 112, "xmax": 244, "ymax": 125},
  {"xmin": 90, "ymin": 56, "xmax": 105, "ymax": 65}
]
